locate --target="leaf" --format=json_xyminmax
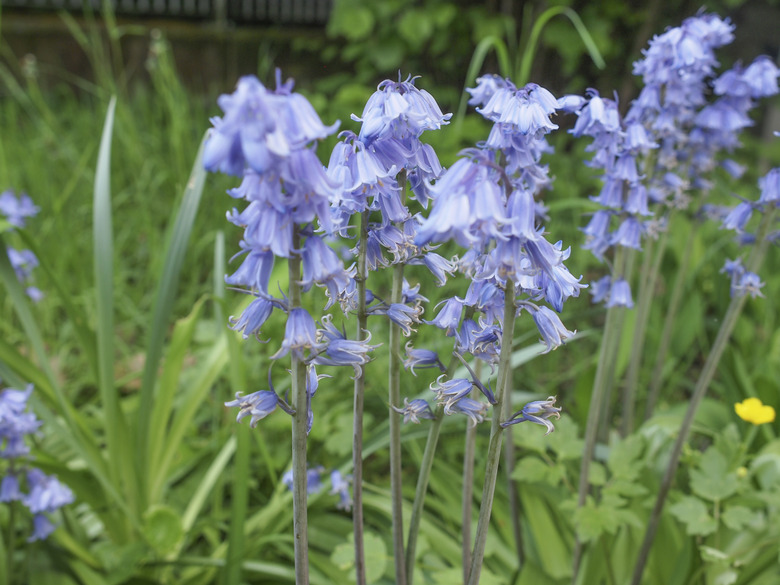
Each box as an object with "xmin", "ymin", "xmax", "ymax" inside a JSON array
[
  {"xmin": 669, "ymin": 496, "xmax": 717, "ymax": 536},
  {"xmin": 588, "ymin": 461, "xmax": 606, "ymax": 486},
  {"xmin": 690, "ymin": 448, "xmax": 739, "ymax": 501},
  {"xmin": 143, "ymin": 505, "xmax": 184, "ymax": 556},
  {"xmin": 721, "ymin": 505, "xmax": 755, "ymax": 530},
  {"xmin": 607, "ymin": 433, "xmax": 644, "ymax": 481},
  {"xmin": 573, "ymin": 503, "xmax": 608, "ymax": 542},
  {"xmin": 331, "ymin": 531, "xmax": 387, "ymax": 584},
  {"xmin": 546, "ymin": 415, "xmax": 583, "ymax": 460},
  {"xmin": 511, "ymin": 457, "xmax": 551, "ymax": 483}
]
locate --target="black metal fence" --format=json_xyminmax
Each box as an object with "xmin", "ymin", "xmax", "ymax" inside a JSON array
[{"xmin": 2, "ymin": 0, "xmax": 332, "ymax": 25}]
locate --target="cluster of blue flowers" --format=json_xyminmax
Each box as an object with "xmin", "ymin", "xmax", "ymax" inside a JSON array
[
  {"xmin": 1, "ymin": 190, "xmax": 43, "ymax": 302},
  {"xmin": 559, "ymin": 12, "xmax": 778, "ymax": 305},
  {"xmin": 0, "ymin": 384, "xmax": 74, "ymax": 541},
  {"xmin": 207, "ymin": 71, "xmax": 571, "ymax": 439}
]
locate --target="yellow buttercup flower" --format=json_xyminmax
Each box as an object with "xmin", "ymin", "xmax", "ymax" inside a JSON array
[{"xmin": 734, "ymin": 398, "xmax": 776, "ymax": 425}]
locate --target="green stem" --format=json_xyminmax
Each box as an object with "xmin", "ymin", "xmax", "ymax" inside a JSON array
[
  {"xmin": 572, "ymin": 248, "xmax": 629, "ymax": 581},
  {"xmin": 503, "ymin": 372, "xmax": 524, "ymax": 567},
  {"xmin": 645, "ymin": 223, "xmax": 697, "ymax": 421},
  {"xmin": 7, "ymin": 495, "xmax": 15, "ymax": 585},
  {"xmin": 462, "ymin": 402, "xmax": 477, "ymax": 585},
  {"xmin": 622, "ymin": 228, "xmax": 669, "ymax": 435},
  {"xmin": 466, "ymin": 280, "xmax": 517, "ymax": 585},
  {"xmin": 289, "ymin": 226, "xmax": 309, "ymax": 585},
  {"xmin": 406, "ymin": 344, "xmax": 472, "ymax": 585},
  {"xmin": 598, "ymin": 249, "xmax": 634, "ymax": 439},
  {"xmin": 630, "ymin": 209, "xmax": 775, "ymax": 585},
  {"xmin": 352, "ymin": 210, "xmax": 369, "ymax": 585},
  {"xmin": 389, "ymin": 258, "xmax": 407, "ymax": 585}
]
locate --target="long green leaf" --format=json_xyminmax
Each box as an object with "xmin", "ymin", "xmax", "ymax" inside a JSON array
[
  {"xmin": 146, "ymin": 296, "xmax": 208, "ymax": 501},
  {"xmin": 93, "ymin": 96, "xmax": 137, "ymax": 529},
  {"xmin": 517, "ymin": 6, "xmax": 606, "ymax": 86},
  {"xmin": 137, "ymin": 132, "xmax": 208, "ymax": 494},
  {"xmin": 150, "ymin": 335, "xmax": 229, "ymax": 500}
]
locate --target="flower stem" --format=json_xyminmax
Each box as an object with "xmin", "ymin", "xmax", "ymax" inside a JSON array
[
  {"xmin": 466, "ymin": 279, "xmax": 517, "ymax": 585},
  {"xmin": 406, "ymin": 327, "xmax": 474, "ymax": 585},
  {"xmin": 645, "ymin": 223, "xmax": 697, "ymax": 421},
  {"xmin": 352, "ymin": 210, "xmax": 369, "ymax": 585},
  {"xmin": 622, "ymin": 227, "xmax": 669, "ymax": 435},
  {"xmin": 462, "ymin": 400, "xmax": 478, "ymax": 584},
  {"xmin": 630, "ymin": 208, "xmax": 776, "ymax": 585},
  {"xmin": 503, "ymin": 371, "xmax": 524, "ymax": 567},
  {"xmin": 389, "ymin": 258, "xmax": 407, "ymax": 585},
  {"xmin": 288, "ymin": 225, "xmax": 309, "ymax": 585},
  {"xmin": 572, "ymin": 248, "xmax": 629, "ymax": 581}
]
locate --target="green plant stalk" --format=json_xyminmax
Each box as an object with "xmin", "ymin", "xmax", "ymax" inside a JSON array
[
  {"xmin": 462, "ymin": 402, "xmax": 477, "ymax": 585},
  {"xmin": 6, "ymin": 495, "xmax": 14, "ymax": 585},
  {"xmin": 466, "ymin": 280, "xmax": 517, "ymax": 585},
  {"xmin": 629, "ymin": 208, "xmax": 776, "ymax": 585},
  {"xmin": 405, "ymin": 310, "xmax": 475, "ymax": 585},
  {"xmin": 502, "ymin": 370, "xmax": 524, "ymax": 567},
  {"xmin": 406, "ymin": 407, "xmax": 442, "ymax": 585},
  {"xmin": 288, "ymin": 226, "xmax": 310, "ymax": 585},
  {"xmin": 571, "ymin": 250, "xmax": 629, "ymax": 580},
  {"xmin": 352, "ymin": 210, "xmax": 369, "ymax": 585},
  {"xmin": 622, "ymin": 228, "xmax": 669, "ymax": 435},
  {"xmin": 597, "ymin": 249, "xmax": 635, "ymax": 439},
  {"xmin": 388, "ymin": 257, "xmax": 407, "ymax": 585},
  {"xmin": 645, "ymin": 224, "xmax": 698, "ymax": 421}
]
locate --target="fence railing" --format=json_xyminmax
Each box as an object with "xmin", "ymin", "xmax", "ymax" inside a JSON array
[{"xmin": 2, "ymin": 0, "xmax": 332, "ymax": 25}]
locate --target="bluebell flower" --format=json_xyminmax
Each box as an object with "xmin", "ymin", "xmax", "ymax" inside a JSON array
[
  {"xmin": 466, "ymin": 74, "xmax": 510, "ymax": 108},
  {"xmin": 0, "ymin": 190, "xmax": 39, "ymax": 228},
  {"xmin": 721, "ymin": 201, "xmax": 753, "ymax": 232},
  {"xmin": 392, "ymin": 398, "xmax": 435, "ymax": 424},
  {"xmin": 374, "ymin": 303, "xmax": 423, "ymax": 336},
  {"xmin": 282, "ymin": 466, "xmax": 325, "ymax": 496},
  {"xmin": 501, "ymin": 396, "xmax": 561, "ymax": 434},
  {"xmin": 403, "ymin": 343, "xmax": 444, "ymax": 375},
  {"xmin": 0, "ymin": 473, "xmax": 22, "ymax": 502},
  {"xmin": 531, "ymin": 306, "xmax": 576, "ymax": 353},
  {"xmin": 224, "ymin": 390, "xmax": 283, "ymax": 427},
  {"xmin": 759, "ymin": 168, "xmax": 780, "ymax": 206},
  {"xmin": 606, "ymin": 278, "xmax": 634, "ymax": 309},
  {"xmin": 23, "ymin": 469, "xmax": 74, "ymax": 515},
  {"xmin": 721, "ymin": 258, "xmax": 765, "ymax": 298},
  {"xmin": 330, "ymin": 470, "xmax": 352, "ymax": 511},
  {"xmin": 425, "ymin": 297, "xmax": 464, "ymax": 336},
  {"xmin": 443, "ymin": 397, "xmax": 488, "ymax": 427},
  {"xmin": 431, "ymin": 377, "xmax": 474, "ymax": 409},
  {"xmin": 353, "ymin": 75, "xmax": 451, "ymax": 144},
  {"xmin": 228, "ymin": 296, "xmax": 275, "ymax": 340},
  {"xmin": 204, "ymin": 73, "xmax": 339, "ymax": 176},
  {"xmin": 29, "ymin": 514, "xmax": 56, "ymax": 542},
  {"xmin": 272, "ymin": 308, "xmax": 323, "ymax": 360},
  {"xmin": 312, "ymin": 315, "xmax": 378, "ymax": 377}
]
